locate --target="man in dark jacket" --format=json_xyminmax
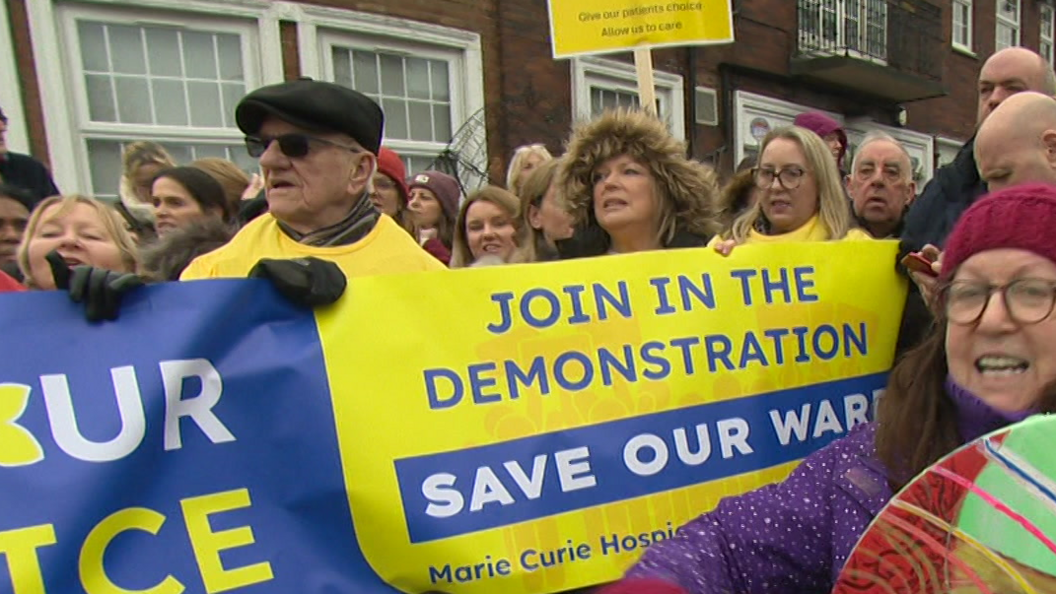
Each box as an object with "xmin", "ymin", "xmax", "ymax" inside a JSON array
[
  {"xmin": 0, "ymin": 107, "xmax": 59, "ymax": 206},
  {"xmin": 897, "ymin": 47, "xmax": 1056, "ymax": 353},
  {"xmin": 902, "ymin": 47, "xmax": 1056, "ymax": 254}
]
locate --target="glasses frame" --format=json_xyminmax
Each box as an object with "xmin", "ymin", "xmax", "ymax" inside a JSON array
[
  {"xmin": 752, "ymin": 166, "xmax": 807, "ymax": 190},
  {"xmin": 244, "ymin": 133, "xmax": 361, "ymax": 159},
  {"xmin": 939, "ymin": 278, "xmax": 1056, "ymax": 326}
]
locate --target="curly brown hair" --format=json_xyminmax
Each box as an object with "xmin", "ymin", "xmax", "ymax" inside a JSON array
[
  {"xmin": 559, "ymin": 108, "xmax": 719, "ymax": 244},
  {"xmin": 715, "ymin": 168, "xmax": 757, "ymax": 231}
]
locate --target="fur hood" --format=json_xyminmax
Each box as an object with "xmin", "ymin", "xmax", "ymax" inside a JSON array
[{"xmin": 559, "ymin": 109, "xmax": 719, "ymax": 240}]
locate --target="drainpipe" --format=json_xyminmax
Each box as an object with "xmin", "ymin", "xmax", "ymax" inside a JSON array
[
  {"xmin": 719, "ymin": 62, "xmax": 735, "ymax": 172},
  {"xmin": 687, "ymin": 47, "xmax": 698, "ymax": 157}
]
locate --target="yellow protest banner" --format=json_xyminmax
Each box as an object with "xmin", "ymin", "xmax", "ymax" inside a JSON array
[
  {"xmin": 548, "ymin": 0, "xmax": 734, "ymax": 58},
  {"xmin": 318, "ymin": 241, "xmax": 906, "ymax": 593}
]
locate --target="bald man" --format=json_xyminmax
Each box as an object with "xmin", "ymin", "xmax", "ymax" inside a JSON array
[
  {"xmin": 903, "ymin": 47, "xmax": 1056, "ymax": 253},
  {"xmin": 975, "ymin": 91, "xmax": 1056, "ymax": 190},
  {"xmin": 898, "ymin": 47, "xmax": 1056, "ymax": 354}
]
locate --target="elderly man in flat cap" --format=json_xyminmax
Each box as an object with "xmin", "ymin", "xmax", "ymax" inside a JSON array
[
  {"xmin": 181, "ymin": 79, "xmax": 443, "ymax": 290},
  {"xmin": 47, "ymin": 80, "xmax": 444, "ymax": 321}
]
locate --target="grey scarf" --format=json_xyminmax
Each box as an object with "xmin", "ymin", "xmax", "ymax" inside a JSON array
[{"xmin": 276, "ymin": 192, "xmax": 379, "ymax": 247}]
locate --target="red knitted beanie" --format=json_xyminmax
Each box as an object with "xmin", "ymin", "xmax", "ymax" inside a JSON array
[
  {"xmin": 375, "ymin": 147, "xmax": 410, "ymax": 205},
  {"xmin": 940, "ymin": 183, "xmax": 1056, "ymax": 282},
  {"xmin": 596, "ymin": 579, "xmax": 689, "ymax": 594}
]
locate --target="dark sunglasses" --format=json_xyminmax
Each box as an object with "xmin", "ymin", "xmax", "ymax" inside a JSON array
[{"xmin": 244, "ymin": 133, "xmax": 360, "ymax": 158}]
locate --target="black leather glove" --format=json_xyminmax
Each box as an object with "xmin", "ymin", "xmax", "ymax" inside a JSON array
[
  {"xmin": 46, "ymin": 251, "xmax": 145, "ymax": 322},
  {"xmin": 249, "ymin": 257, "xmax": 346, "ymax": 308}
]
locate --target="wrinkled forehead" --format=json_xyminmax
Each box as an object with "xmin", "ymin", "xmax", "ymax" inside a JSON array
[{"xmin": 855, "ymin": 141, "xmax": 911, "ymax": 168}]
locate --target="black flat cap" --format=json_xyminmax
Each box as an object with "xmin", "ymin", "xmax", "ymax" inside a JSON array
[{"xmin": 235, "ymin": 78, "xmax": 384, "ymax": 155}]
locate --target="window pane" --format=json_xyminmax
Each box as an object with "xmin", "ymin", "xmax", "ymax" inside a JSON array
[
  {"xmin": 216, "ymin": 33, "xmax": 243, "ymax": 81},
  {"xmin": 188, "ymin": 81, "xmax": 223, "ymax": 127},
  {"xmin": 353, "ymin": 51, "xmax": 380, "ymax": 95},
  {"xmin": 431, "ymin": 61, "xmax": 450, "ymax": 101},
  {"xmin": 590, "ymin": 88, "xmax": 604, "ymax": 115},
  {"xmin": 221, "ymin": 83, "xmax": 246, "ymax": 128},
  {"xmin": 195, "ymin": 145, "xmax": 228, "ymax": 159},
  {"xmin": 114, "ymin": 78, "xmax": 152, "ymax": 124},
  {"xmin": 406, "ymin": 58, "xmax": 431, "ymax": 100},
  {"xmin": 146, "ymin": 28, "xmax": 182, "ymax": 77},
  {"xmin": 184, "ymin": 31, "xmax": 218, "ymax": 79},
  {"xmin": 433, "ymin": 105, "xmax": 452, "ymax": 141},
  {"xmin": 85, "ymin": 74, "xmax": 117, "ymax": 122},
  {"xmin": 109, "ymin": 25, "xmax": 147, "ymax": 75},
  {"xmin": 333, "ymin": 48, "xmax": 353, "ymax": 88},
  {"xmin": 226, "ymin": 146, "xmax": 258, "ymax": 173},
  {"xmin": 86, "ymin": 139, "xmax": 123, "ymax": 198},
  {"xmin": 78, "ymin": 21, "xmax": 109, "ymax": 72},
  {"xmin": 162, "ymin": 143, "xmax": 193, "ymax": 164},
  {"xmin": 408, "ymin": 101, "xmax": 433, "ymax": 141},
  {"xmin": 152, "ymin": 80, "xmax": 188, "ymax": 126},
  {"xmin": 999, "ymin": 0, "xmax": 1018, "ymax": 19},
  {"xmin": 382, "ymin": 98, "xmax": 408, "ymax": 139},
  {"xmin": 380, "ymin": 54, "xmax": 405, "ymax": 96}
]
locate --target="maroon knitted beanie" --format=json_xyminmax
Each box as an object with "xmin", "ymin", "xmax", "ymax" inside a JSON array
[{"xmin": 941, "ymin": 183, "xmax": 1056, "ymax": 281}]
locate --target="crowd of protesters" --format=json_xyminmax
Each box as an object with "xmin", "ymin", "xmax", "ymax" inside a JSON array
[{"xmin": 2, "ymin": 43, "xmax": 1056, "ymax": 594}]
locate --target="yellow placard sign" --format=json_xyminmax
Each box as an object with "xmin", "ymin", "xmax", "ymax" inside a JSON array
[{"xmin": 547, "ymin": 0, "xmax": 734, "ymax": 58}]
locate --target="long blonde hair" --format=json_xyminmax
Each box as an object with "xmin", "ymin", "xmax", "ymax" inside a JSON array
[
  {"xmin": 18, "ymin": 195, "xmax": 139, "ymax": 288},
  {"xmin": 519, "ymin": 158, "xmax": 564, "ymax": 256},
  {"xmin": 451, "ymin": 186, "xmax": 531, "ymax": 268},
  {"xmin": 506, "ymin": 144, "xmax": 553, "ymax": 198},
  {"xmin": 725, "ymin": 126, "xmax": 852, "ymax": 242}
]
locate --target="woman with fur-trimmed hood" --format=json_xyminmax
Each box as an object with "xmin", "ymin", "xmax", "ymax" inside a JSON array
[{"xmin": 556, "ymin": 109, "xmax": 720, "ymax": 257}]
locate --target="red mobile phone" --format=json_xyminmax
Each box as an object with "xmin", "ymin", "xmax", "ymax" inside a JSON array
[{"xmin": 900, "ymin": 252, "xmax": 939, "ymax": 277}]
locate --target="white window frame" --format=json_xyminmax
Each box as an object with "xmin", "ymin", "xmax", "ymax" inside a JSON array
[
  {"xmin": 571, "ymin": 57, "xmax": 686, "ymax": 140},
  {"xmin": 0, "ymin": 1, "xmax": 29, "ymax": 154},
  {"xmin": 934, "ymin": 136, "xmax": 964, "ymax": 171},
  {"xmin": 292, "ymin": 3, "xmax": 486, "ymax": 188},
  {"xmin": 952, "ymin": 0, "xmax": 974, "ymax": 54},
  {"xmin": 733, "ymin": 91, "xmax": 841, "ymax": 168},
  {"xmin": 26, "ymin": 0, "xmax": 284, "ymax": 195},
  {"xmin": 1041, "ymin": 4, "xmax": 1055, "ymax": 64},
  {"xmin": 995, "ymin": 0, "xmax": 1021, "ymax": 51}
]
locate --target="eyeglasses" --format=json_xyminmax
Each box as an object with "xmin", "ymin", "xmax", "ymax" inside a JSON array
[
  {"xmin": 753, "ymin": 166, "xmax": 807, "ymax": 190},
  {"xmin": 244, "ymin": 133, "xmax": 360, "ymax": 158},
  {"xmin": 940, "ymin": 279, "xmax": 1056, "ymax": 325}
]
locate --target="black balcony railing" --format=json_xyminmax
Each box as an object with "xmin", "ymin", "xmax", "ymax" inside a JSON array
[{"xmin": 794, "ymin": 0, "xmax": 944, "ymax": 101}]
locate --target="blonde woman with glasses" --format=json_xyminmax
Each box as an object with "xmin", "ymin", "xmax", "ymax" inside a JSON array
[{"xmin": 711, "ymin": 126, "xmax": 870, "ymax": 255}]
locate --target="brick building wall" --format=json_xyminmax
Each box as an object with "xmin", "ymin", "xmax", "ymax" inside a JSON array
[{"xmin": 3, "ymin": 0, "xmax": 1054, "ymax": 190}]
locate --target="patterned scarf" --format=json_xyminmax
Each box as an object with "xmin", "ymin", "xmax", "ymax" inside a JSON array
[{"xmin": 276, "ymin": 192, "xmax": 379, "ymax": 247}]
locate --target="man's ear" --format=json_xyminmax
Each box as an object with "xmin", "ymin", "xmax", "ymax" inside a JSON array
[
  {"xmin": 348, "ymin": 153, "xmax": 376, "ymax": 189},
  {"xmin": 1043, "ymin": 130, "xmax": 1056, "ymax": 168},
  {"xmin": 905, "ymin": 180, "xmax": 917, "ymax": 206}
]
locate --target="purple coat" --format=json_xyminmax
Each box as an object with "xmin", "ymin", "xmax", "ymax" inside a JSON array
[{"xmin": 624, "ymin": 380, "xmax": 1029, "ymax": 594}]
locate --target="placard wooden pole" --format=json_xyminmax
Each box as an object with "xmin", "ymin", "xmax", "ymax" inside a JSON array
[{"xmin": 633, "ymin": 47, "xmax": 658, "ymax": 116}]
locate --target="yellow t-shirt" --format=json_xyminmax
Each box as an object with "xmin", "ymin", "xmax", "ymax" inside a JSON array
[
  {"xmin": 180, "ymin": 214, "xmax": 445, "ymax": 281},
  {"xmin": 707, "ymin": 215, "xmax": 872, "ymax": 246}
]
